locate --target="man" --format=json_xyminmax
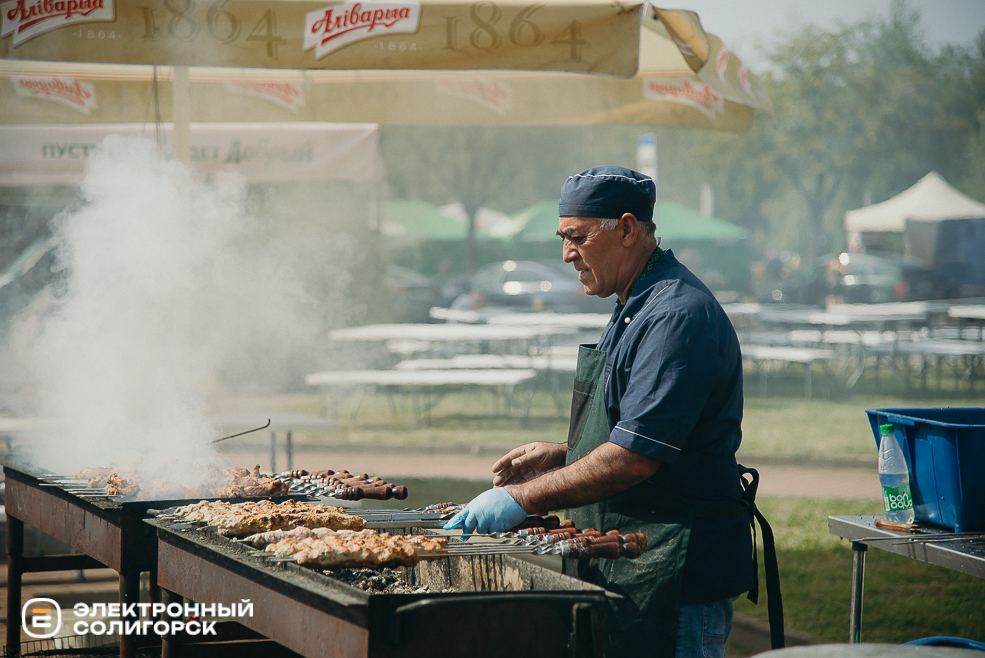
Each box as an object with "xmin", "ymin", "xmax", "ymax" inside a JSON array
[{"xmin": 445, "ymin": 166, "xmax": 754, "ymax": 657}]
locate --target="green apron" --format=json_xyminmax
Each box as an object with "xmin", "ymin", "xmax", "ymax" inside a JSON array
[{"xmin": 564, "ymin": 344, "xmax": 750, "ymax": 656}]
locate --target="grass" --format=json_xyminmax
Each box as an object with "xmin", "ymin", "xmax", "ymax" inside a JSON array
[
  {"xmin": 734, "ymin": 496, "xmax": 985, "ymax": 645},
  {"xmin": 211, "ymin": 389, "xmax": 975, "ymax": 464}
]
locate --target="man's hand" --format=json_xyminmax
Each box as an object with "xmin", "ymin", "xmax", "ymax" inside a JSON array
[
  {"xmin": 492, "ymin": 442, "xmax": 567, "ymax": 487},
  {"xmin": 442, "ymin": 487, "xmax": 528, "ymax": 535}
]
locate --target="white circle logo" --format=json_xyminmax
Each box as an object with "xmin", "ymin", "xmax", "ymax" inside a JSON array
[{"xmin": 23, "ymin": 598, "xmax": 62, "ymax": 639}]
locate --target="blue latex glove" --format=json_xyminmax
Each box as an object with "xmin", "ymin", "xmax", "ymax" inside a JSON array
[{"xmin": 443, "ymin": 487, "xmax": 528, "ymax": 535}]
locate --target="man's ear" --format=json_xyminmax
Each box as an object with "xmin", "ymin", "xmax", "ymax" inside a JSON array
[{"xmin": 620, "ymin": 212, "xmax": 639, "ymax": 245}]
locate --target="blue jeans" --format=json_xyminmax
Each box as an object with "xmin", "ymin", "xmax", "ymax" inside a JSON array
[{"xmin": 674, "ymin": 598, "xmax": 734, "ymax": 658}]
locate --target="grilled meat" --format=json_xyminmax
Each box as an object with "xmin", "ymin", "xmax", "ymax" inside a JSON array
[
  {"xmin": 74, "ymin": 463, "xmax": 288, "ymax": 500},
  {"xmin": 246, "ymin": 527, "xmax": 375, "ymax": 548},
  {"xmin": 104, "ymin": 474, "xmax": 140, "ymax": 497},
  {"xmin": 264, "ymin": 532, "xmax": 447, "ymax": 568},
  {"xmin": 170, "ymin": 499, "xmax": 367, "ymax": 537}
]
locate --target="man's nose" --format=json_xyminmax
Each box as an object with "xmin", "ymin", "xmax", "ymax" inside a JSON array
[{"xmin": 562, "ymin": 241, "xmax": 577, "ymax": 263}]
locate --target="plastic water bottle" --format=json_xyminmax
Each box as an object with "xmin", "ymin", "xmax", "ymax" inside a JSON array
[{"xmin": 878, "ymin": 423, "xmax": 914, "ymax": 523}]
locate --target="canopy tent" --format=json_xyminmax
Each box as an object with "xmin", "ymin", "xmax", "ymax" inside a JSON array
[
  {"xmin": 0, "ymin": 6, "xmax": 772, "ymax": 131},
  {"xmin": 844, "ymin": 171, "xmax": 985, "ymax": 264},
  {"xmin": 845, "ymin": 172, "xmax": 985, "ymax": 234}
]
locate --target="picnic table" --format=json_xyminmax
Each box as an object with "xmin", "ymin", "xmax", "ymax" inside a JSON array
[
  {"xmin": 739, "ymin": 344, "xmax": 837, "ymax": 399},
  {"xmin": 305, "ymin": 368, "xmax": 538, "ymax": 428},
  {"xmin": 864, "ymin": 338, "xmax": 985, "ymax": 392},
  {"xmin": 948, "ymin": 305, "xmax": 985, "ymax": 340},
  {"xmin": 329, "ymin": 322, "xmax": 577, "ymax": 357}
]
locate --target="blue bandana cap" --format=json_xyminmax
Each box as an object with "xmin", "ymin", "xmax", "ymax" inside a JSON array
[{"xmin": 559, "ymin": 165, "xmax": 656, "ymax": 224}]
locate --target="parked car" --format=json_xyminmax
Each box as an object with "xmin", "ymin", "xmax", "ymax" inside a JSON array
[
  {"xmin": 759, "ymin": 252, "xmax": 938, "ymax": 305},
  {"xmin": 466, "ymin": 260, "xmax": 614, "ymax": 313},
  {"xmin": 386, "ymin": 264, "xmax": 449, "ymax": 323},
  {"xmin": 823, "ymin": 252, "xmax": 938, "ymax": 303}
]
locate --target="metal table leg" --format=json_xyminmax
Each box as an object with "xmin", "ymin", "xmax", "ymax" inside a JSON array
[
  {"xmin": 160, "ymin": 589, "xmax": 183, "ymax": 658},
  {"xmin": 6, "ymin": 515, "xmax": 24, "ymax": 656},
  {"xmin": 119, "ymin": 570, "xmax": 141, "ymax": 658},
  {"xmin": 849, "ymin": 542, "xmax": 867, "ymax": 644}
]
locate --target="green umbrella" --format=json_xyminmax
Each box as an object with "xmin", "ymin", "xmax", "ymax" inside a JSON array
[
  {"xmin": 656, "ymin": 201, "xmax": 749, "ymax": 241},
  {"xmin": 511, "ymin": 200, "xmax": 563, "ymax": 243},
  {"xmin": 381, "ymin": 200, "xmax": 467, "ymax": 241},
  {"xmin": 511, "ymin": 199, "xmax": 749, "ymax": 243}
]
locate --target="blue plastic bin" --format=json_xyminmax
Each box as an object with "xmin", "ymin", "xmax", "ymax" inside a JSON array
[{"xmin": 866, "ymin": 408, "xmax": 985, "ymax": 533}]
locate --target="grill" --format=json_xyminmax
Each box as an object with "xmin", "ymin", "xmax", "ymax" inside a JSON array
[
  {"xmin": 149, "ymin": 518, "xmax": 607, "ymax": 658},
  {"xmin": 4, "ymin": 463, "xmax": 608, "ymax": 658},
  {"xmin": 1, "ymin": 463, "xmax": 301, "ymax": 658}
]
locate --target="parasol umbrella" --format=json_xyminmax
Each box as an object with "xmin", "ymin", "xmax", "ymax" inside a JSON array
[
  {"xmin": 381, "ymin": 199, "xmax": 466, "ymax": 241},
  {"xmin": 0, "ymin": 6, "xmax": 771, "ymax": 130},
  {"xmin": 0, "ymin": 0, "xmax": 645, "ymax": 74}
]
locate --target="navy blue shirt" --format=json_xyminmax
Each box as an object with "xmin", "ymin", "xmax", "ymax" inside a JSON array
[{"xmin": 596, "ymin": 249, "xmax": 753, "ymax": 604}]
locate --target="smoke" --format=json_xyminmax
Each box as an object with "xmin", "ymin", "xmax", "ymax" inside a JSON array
[{"xmin": 5, "ymin": 135, "xmax": 359, "ymax": 479}]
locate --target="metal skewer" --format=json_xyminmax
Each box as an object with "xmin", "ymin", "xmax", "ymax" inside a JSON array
[{"xmin": 210, "ymin": 419, "xmax": 272, "ymax": 444}]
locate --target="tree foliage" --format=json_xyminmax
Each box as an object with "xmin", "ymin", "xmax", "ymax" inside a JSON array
[
  {"xmin": 379, "ymin": 3, "xmax": 985, "ymax": 270},
  {"xmin": 689, "ymin": 3, "xmax": 985, "ymax": 261}
]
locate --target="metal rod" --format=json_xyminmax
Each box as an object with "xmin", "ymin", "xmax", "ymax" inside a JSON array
[
  {"xmin": 850, "ymin": 531, "xmax": 985, "ymax": 542},
  {"xmin": 210, "ymin": 418, "xmax": 272, "ymax": 444},
  {"xmin": 892, "ymin": 537, "xmax": 985, "ymax": 545},
  {"xmin": 850, "ymin": 542, "xmax": 867, "ymax": 644}
]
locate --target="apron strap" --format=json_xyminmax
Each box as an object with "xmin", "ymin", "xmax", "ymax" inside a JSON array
[{"xmin": 738, "ymin": 464, "xmax": 785, "ymax": 650}]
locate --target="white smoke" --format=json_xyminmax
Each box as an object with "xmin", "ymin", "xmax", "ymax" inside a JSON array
[{"xmin": 9, "ymin": 135, "xmax": 347, "ymax": 479}]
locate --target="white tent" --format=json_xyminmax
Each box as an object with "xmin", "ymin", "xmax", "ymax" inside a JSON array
[{"xmin": 845, "ymin": 171, "xmax": 985, "ymax": 260}]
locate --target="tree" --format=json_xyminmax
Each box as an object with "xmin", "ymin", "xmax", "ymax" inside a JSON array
[
  {"xmin": 682, "ymin": 2, "xmax": 985, "ymax": 262},
  {"xmin": 382, "ymin": 126, "xmax": 588, "ymax": 274}
]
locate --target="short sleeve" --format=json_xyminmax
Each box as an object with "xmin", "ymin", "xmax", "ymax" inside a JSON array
[{"xmin": 607, "ymin": 310, "xmax": 722, "ymax": 463}]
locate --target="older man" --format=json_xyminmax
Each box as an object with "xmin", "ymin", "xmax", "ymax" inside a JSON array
[{"xmin": 446, "ymin": 166, "xmax": 754, "ymax": 657}]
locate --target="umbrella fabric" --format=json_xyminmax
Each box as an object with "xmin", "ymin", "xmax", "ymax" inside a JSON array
[
  {"xmin": 381, "ymin": 200, "xmax": 466, "ymax": 241},
  {"xmin": 0, "ymin": 7, "xmax": 772, "ymax": 131},
  {"xmin": 0, "ymin": 0, "xmax": 644, "ymax": 76},
  {"xmin": 656, "ymin": 201, "xmax": 749, "ymax": 241}
]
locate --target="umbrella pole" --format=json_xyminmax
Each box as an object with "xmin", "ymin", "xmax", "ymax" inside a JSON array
[{"xmin": 172, "ymin": 66, "xmax": 191, "ymax": 164}]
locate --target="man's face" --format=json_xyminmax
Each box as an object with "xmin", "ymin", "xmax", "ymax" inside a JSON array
[{"xmin": 557, "ymin": 216, "xmax": 624, "ymax": 298}]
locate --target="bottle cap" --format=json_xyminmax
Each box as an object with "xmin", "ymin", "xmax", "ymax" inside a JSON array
[{"xmin": 880, "ymin": 424, "xmax": 894, "ymax": 434}]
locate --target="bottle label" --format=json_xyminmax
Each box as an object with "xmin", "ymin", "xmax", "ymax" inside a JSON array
[{"xmin": 882, "ymin": 485, "xmax": 913, "ymax": 512}]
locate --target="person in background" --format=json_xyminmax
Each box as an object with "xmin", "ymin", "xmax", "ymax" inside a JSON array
[{"xmin": 446, "ymin": 165, "xmax": 756, "ymax": 657}]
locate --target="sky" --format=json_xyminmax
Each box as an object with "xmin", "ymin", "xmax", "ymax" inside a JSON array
[{"xmin": 677, "ymin": 0, "xmax": 985, "ymax": 73}]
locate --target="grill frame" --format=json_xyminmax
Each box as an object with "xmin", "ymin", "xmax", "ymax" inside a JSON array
[
  {"xmin": 149, "ymin": 518, "xmax": 609, "ymax": 658},
  {"xmin": 2, "ymin": 463, "xmax": 303, "ymax": 658}
]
